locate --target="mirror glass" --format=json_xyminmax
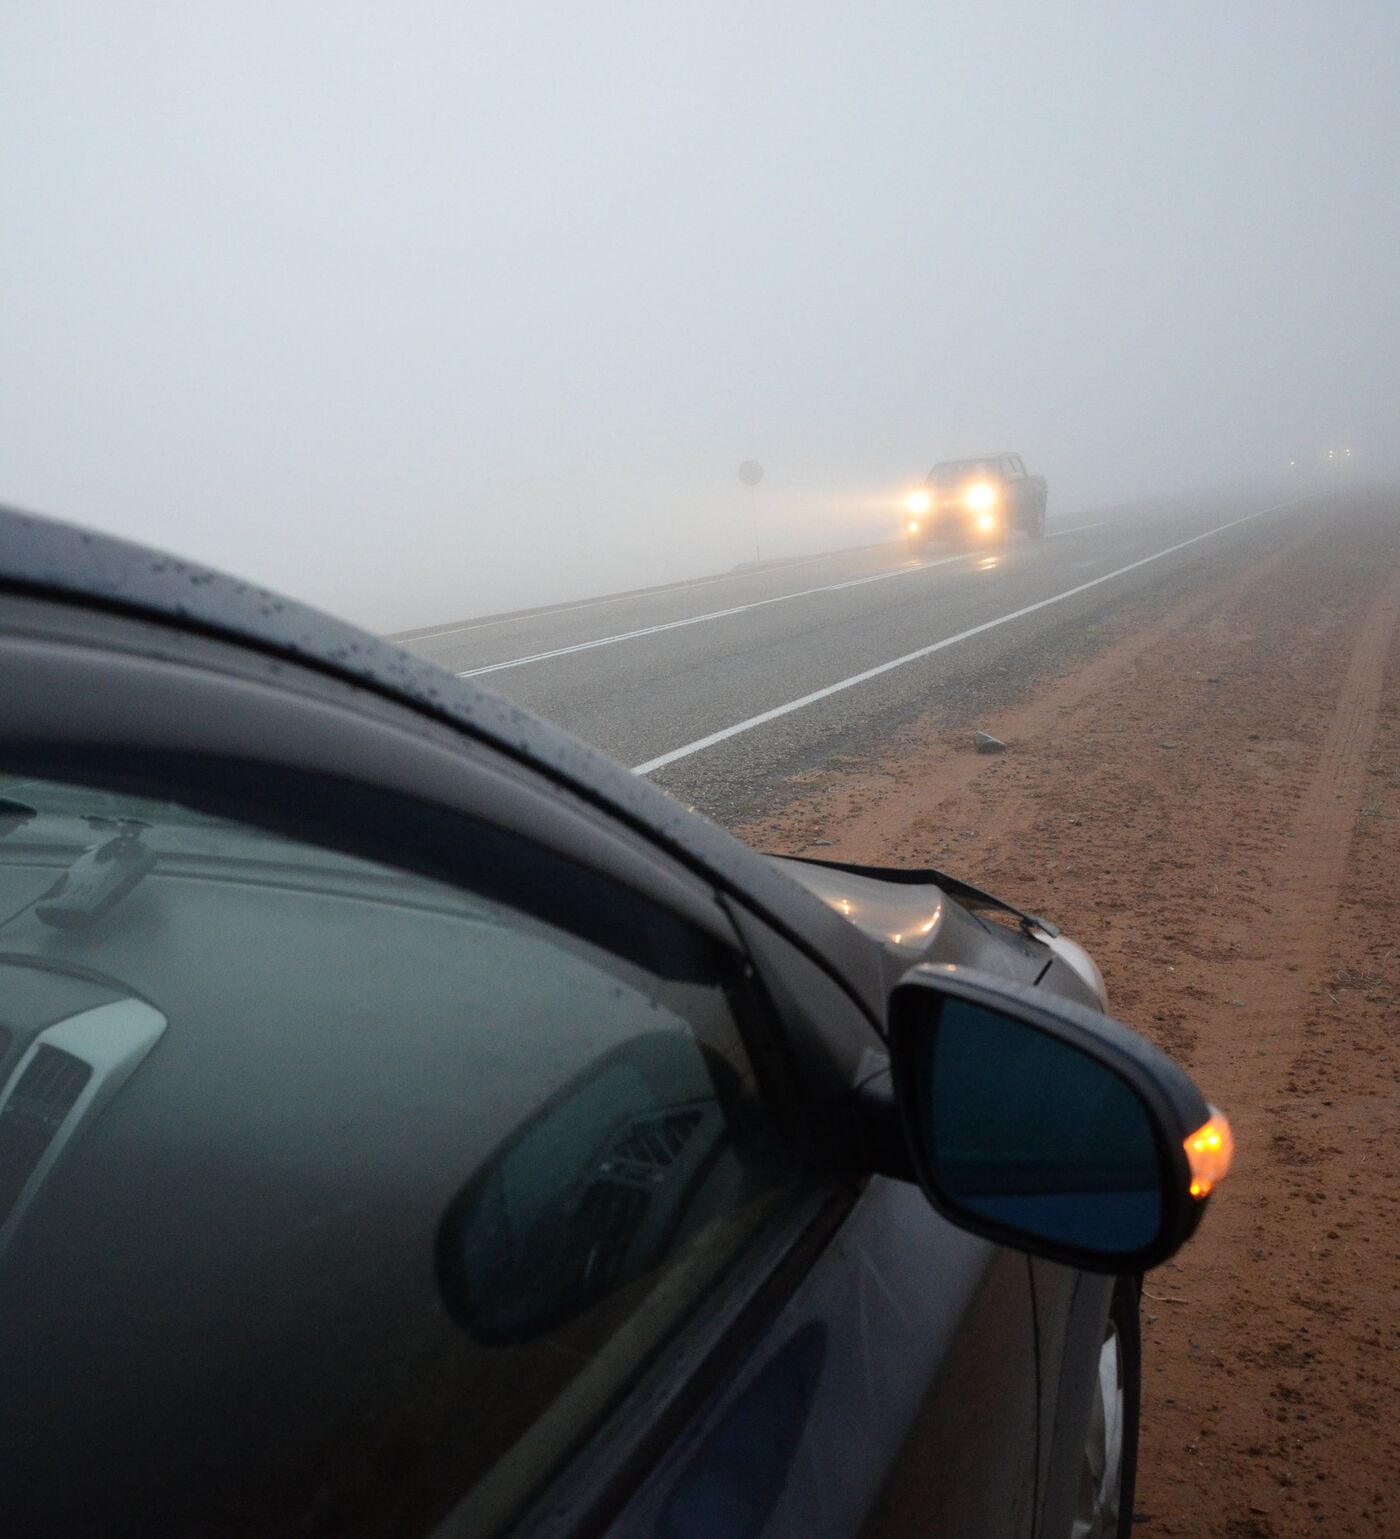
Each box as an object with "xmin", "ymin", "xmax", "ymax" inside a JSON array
[{"xmin": 917, "ymin": 999, "xmax": 1163, "ymax": 1255}]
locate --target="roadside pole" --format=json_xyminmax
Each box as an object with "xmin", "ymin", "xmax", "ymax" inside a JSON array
[{"xmin": 739, "ymin": 459, "xmax": 764, "ymax": 564}]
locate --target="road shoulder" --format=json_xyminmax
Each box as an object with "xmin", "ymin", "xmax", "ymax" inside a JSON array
[{"xmin": 731, "ymin": 493, "xmax": 1400, "ymax": 1537}]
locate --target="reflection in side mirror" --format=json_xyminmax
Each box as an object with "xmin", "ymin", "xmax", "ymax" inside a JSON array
[
  {"xmin": 923, "ymin": 1001, "xmax": 1162, "ymax": 1253},
  {"xmin": 889, "ymin": 967, "xmax": 1231, "ymax": 1273},
  {"xmin": 436, "ymin": 1033, "xmax": 740, "ymax": 1346}
]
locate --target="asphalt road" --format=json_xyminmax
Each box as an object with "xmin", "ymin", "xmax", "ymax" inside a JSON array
[{"xmin": 399, "ymin": 490, "xmax": 1318, "ymax": 820}]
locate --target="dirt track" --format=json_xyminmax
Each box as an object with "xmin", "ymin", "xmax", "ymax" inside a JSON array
[{"xmin": 735, "ymin": 491, "xmax": 1400, "ymax": 1537}]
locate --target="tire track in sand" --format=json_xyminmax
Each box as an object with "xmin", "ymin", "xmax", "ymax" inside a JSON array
[{"xmin": 1219, "ymin": 565, "xmax": 1400, "ymax": 1084}]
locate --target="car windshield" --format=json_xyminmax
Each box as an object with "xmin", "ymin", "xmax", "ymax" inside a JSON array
[
  {"xmin": 0, "ymin": 778, "xmax": 372, "ymax": 869},
  {"xmin": 930, "ymin": 461, "xmax": 1000, "ymax": 483},
  {"xmin": 1, "ymin": 779, "xmax": 230, "ymax": 831}
]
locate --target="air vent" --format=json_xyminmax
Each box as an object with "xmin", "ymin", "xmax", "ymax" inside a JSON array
[
  {"xmin": 0, "ymin": 1046, "xmax": 92, "ymax": 1224},
  {"xmin": 606, "ymin": 1107, "xmax": 705, "ymax": 1173},
  {"xmin": 560, "ymin": 1180, "xmax": 651, "ymax": 1292}
]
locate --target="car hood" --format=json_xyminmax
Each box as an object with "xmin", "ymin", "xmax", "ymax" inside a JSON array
[{"xmin": 767, "ymin": 853, "xmax": 1109, "ymax": 1011}]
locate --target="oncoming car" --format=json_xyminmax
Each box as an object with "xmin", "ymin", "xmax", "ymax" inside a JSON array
[
  {"xmin": 0, "ymin": 503, "xmax": 1230, "ymax": 1539},
  {"xmin": 905, "ymin": 454, "xmax": 1048, "ymax": 550}
]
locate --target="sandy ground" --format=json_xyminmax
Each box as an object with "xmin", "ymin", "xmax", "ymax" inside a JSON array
[{"xmin": 734, "ymin": 493, "xmax": 1400, "ymax": 1537}]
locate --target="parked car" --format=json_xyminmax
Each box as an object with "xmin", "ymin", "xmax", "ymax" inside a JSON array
[
  {"xmin": 0, "ymin": 503, "xmax": 1229, "ymax": 1539},
  {"xmin": 905, "ymin": 454, "xmax": 1049, "ymax": 549}
]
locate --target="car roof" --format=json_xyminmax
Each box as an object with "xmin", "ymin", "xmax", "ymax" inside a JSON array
[{"xmin": 0, "ymin": 500, "xmax": 882, "ymax": 998}]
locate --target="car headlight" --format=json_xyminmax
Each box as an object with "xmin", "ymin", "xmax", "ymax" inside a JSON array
[
  {"xmin": 907, "ymin": 520, "xmax": 921, "ymax": 534},
  {"xmin": 906, "ymin": 490, "xmax": 932, "ymax": 516},
  {"xmin": 963, "ymin": 482, "xmax": 997, "ymax": 512},
  {"xmin": 976, "ymin": 512, "xmax": 996, "ymax": 532}
]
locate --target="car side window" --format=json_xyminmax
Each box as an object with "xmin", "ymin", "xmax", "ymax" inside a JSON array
[{"xmin": 0, "ymin": 774, "xmax": 800, "ymax": 1539}]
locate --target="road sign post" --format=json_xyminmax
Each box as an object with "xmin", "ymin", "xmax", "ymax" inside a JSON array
[{"xmin": 738, "ymin": 460, "xmax": 764, "ymax": 564}]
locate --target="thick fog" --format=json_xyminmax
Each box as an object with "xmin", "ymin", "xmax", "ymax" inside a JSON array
[{"xmin": 3, "ymin": 2, "xmax": 1397, "ymax": 633}]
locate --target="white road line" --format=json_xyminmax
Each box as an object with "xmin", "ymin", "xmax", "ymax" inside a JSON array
[
  {"xmin": 458, "ymin": 506, "xmax": 1215, "ymax": 678},
  {"xmin": 400, "ymin": 546, "xmax": 878, "ymax": 644},
  {"xmin": 403, "ymin": 501, "xmax": 1170, "ymax": 645},
  {"xmin": 453, "ymin": 550, "xmax": 974, "ymax": 679},
  {"xmin": 1050, "ymin": 518, "xmax": 1112, "ymax": 534},
  {"xmin": 631, "ymin": 494, "xmax": 1311, "ymax": 775}
]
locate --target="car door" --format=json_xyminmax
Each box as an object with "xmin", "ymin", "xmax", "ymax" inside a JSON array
[{"xmin": 0, "ymin": 587, "xmax": 1040, "ymax": 1538}]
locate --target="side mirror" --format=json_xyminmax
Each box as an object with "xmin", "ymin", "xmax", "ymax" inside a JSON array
[{"xmin": 888, "ymin": 966, "xmax": 1232, "ymax": 1273}]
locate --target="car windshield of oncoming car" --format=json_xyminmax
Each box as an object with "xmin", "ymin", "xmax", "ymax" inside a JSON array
[
  {"xmin": 930, "ymin": 461, "xmax": 999, "ymax": 483},
  {"xmin": 0, "ymin": 776, "xmax": 799, "ymax": 1539}
]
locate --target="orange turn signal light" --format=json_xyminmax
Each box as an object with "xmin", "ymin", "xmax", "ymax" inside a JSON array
[{"xmin": 1184, "ymin": 1107, "xmax": 1234, "ymax": 1199}]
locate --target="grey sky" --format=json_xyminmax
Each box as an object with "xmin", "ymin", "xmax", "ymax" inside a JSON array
[{"xmin": 4, "ymin": 2, "xmax": 1397, "ymax": 631}]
